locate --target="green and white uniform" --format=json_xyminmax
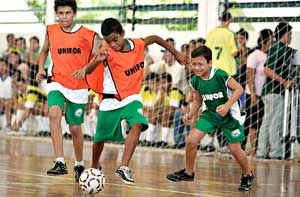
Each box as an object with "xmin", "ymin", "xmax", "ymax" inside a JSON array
[{"xmin": 190, "ymin": 67, "xmax": 244, "ymax": 143}]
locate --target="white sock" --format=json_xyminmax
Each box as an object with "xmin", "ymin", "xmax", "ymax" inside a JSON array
[
  {"xmin": 146, "ymin": 123, "xmax": 155, "ymax": 141},
  {"xmin": 56, "ymin": 157, "xmax": 65, "ymax": 164},
  {"xmin": 75, "ymin": 160, "xmax": 84, "ymax": 167},
  {"xmin": 161, "ymin": 127, "xmax": 169, "ymax": 142}
]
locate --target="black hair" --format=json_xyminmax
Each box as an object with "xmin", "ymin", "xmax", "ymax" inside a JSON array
[
  {"xmin": 160, "ymin": 72, "xmax": 172, "ymax": 83},
  {"xmin": 145, "ymin": 72, "xmax": 159, "ymax": 82},
  {"xmin": 257, "ymin": 29, "xmax": 273, "ymax": 48},
  {"xmin": 54, "ymin": 0, "xmax": 77, "ymax": 12},
  {"xmin": 274, "ymin": 22, "xmax": 293, "ymax": 40},
  {"xmin": 6, "ymin": 33, "xmax": 15, "ymax": 41},
  {"xmin": 0, "ymin": 57, "xmax": 8, "ymax": 65},
  {"xmin": 29, "ymin": 36, "xmax": 40, "ymax": 44},
  {"xmin": 236, "ymin": 28, "xmax": 249, "ymax": 40},
  {"xmin": 101, "ymin": 18, "xmax": 123, "ymax": 37},
  {"xmin": 220, "ymin": 11, "xmax": 232, "ymax": 21},
  {"xmin": 197, "ymin": 37, "xmax": 206, "ymax": 45},
  {"xmin": 181, "ymin": 43, "xmax": 189, "ymax": 51},
  {"xmin": 191, "ymin": 45, "xmax": 212, "ymax": 63}
]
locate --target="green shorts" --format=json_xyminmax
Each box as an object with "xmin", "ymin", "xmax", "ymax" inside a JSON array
[
  {"xmin": 194, "ymin": 111, "xmax": 245, "ymax": 143},
  {"xmin": 48, "ymin": 90, "xmax": 85, "ymax": 125},
  {"xmin": 94, "ymin": 100, "xmax": 148, "ymax": 142}
]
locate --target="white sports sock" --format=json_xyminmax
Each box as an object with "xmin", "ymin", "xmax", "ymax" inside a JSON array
[
  {"xmin": 161, "ymin": 127, "xmax": 169, "ymax": 142},
  {"xmin": 146, "ymin": 123, "xmax": 155, "ymax": 141},
  {"xmin": 56, "ymin": 157, "xmax": 65, "ymax": 164},
  {"xmin": 75, "ymin": 160, "xmax": 84, "ymax": 167}
]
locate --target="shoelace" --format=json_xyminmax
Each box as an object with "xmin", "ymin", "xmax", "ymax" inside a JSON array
[{"xmin": 122, "ymin": 167, "xmax": 133, "ymax": 179}]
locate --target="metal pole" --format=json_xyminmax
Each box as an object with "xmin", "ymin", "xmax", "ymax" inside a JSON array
[{"xmin": 282, "ymin": 88, "xmax": 290, "ymax": 159}]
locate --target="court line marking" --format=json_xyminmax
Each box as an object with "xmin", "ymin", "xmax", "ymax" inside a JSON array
[{"xmin": 0, "ymin": 169, "xmax": 225, "ymax": 196}]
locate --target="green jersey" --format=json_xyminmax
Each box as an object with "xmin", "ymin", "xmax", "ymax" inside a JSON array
[{"xmin": 190, "ymin": 67, "xmax": 240, "ymax": 128}]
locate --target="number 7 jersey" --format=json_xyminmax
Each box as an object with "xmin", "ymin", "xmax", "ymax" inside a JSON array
[{"xmin": 205, "ymin": 27, "xmax": 238, "ymax": 76}]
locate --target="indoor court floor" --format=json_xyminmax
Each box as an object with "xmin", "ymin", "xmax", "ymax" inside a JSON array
[{"xmin": 0, "ymin": 135, "xmax": 299, "ymax": 197}]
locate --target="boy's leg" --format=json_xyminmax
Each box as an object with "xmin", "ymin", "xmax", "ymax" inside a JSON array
[
  {"xmin": 229, "ymin": 143, "xmax": 250, "ymax": 174},
  {"xmin": 120, "ymin": 124, "xmax": 142, "ymax": 166},
  {"xmin": 92, "ymin": 141, "xmax": 104, "ymax": 168},
  {"xmin": 166, "ymin": 128, "xmax": 206, "ymax": 182},
  {"xmin": 229, "ymin": 142, "xmax": 254, "ymax": 191},
  {"xmin": 185, "ymin": 129, "xmax": 206, "ymax": 174},
  {"xmin": 115, "ymin": 124, "xmax": 142, "ymax": 185}
]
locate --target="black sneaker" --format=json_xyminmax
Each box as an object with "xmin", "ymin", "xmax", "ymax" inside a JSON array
[
  {"xmin": 166, "ymin": 169, "xmax": 194, "ymax": 182},
  {"xmin": 239, "ymin": 172, "xmax": 254, "ymax": 191},
  {"xmin": 47, "ymin": 161, "xmax": 68, "ymax": 175},
  {"xmin": 74, "ymin": 165, "xmax": 85, "ymax": 182},
  {"xmin": 115, "ymin": 166, "xmax": 135, "ymax": 185}
]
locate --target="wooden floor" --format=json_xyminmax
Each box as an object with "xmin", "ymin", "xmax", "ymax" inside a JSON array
[{"xmin": 0, "ymin": 135, "xmax": 299, "ymax": 197}]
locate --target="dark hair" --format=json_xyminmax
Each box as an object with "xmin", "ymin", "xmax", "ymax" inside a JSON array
[
  {"xmin": 54, "ymin": 0, "xmax": 77, "ymax": 12},
  {"xmin": 274, "ymin": 22, "xmax": 292, "ymax": 40},
  {"xmin": 181, "ymin": 43, "xmax": 189, "ymax": 51},
  {"xmin": 191, "ymin": 45, "xmax": 212, "ymax": 63},
  {"xmin": 30, "ymin": 36, "xmax": 40, "ymax": 44},
  {"xmin": 0, "ymin": 57, "xmax": 8, "ymax": 65},
  {"xmin": 220, "ymin": 11, "xmax": 232, "ymax": 21},
  {"xmin": 236, "ymin": 28, "xmax": 249, "ymax": 40},
  {"xmin": 101, "ymin": 18, "xmax": 123, "ymax": 36},
  {"xmin": 6, "ymin": 33, "xmax": 15, "ymax": 41},
  {"xmin": 160, "ymin": 72, "xmax": 172, "ymax": 83},
  {"xmin": 257, "ymin": 29, "xmax": 273, "ymax": 48},
  {"xmin": 197, "ymin": 37, "xmax": 206, "ymax": 45},
  {"xmin": 145, "ymin": 72, "xmax": 159, "ymax": 82}
]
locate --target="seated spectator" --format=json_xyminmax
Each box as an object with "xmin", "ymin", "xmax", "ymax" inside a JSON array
[
  {"xmin": 140, "ymin": 72, "xmax": 159, "ymax": 146},
  {"xmin": 155, "ymin": 72, "xmax": 185, "ymax": 148}
]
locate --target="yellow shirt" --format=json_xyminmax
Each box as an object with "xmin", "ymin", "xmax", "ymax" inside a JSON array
[
  {"xmin": 140, "ymin": 84, "xmax": 157, "ymax": 107},
  {"xmin": 205, "ymin": 27, "xmax": 238, "ymax": 75}
]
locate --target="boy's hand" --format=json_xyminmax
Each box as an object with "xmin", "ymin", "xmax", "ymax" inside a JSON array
[
  {"xmin": 216, "ymin": 103, "xmax": 230, "ymax": 117},
  {"xmin": 72, "ymin": 68, "xmax": 86, "ymax": 79},
  {"xmin": 175, "ymin": 51, "xmax": 189, "ymax": 66},
  {"xmin": 36, "ymin": 69, "xmax": 46, "ymax": 83},
  {"xmin": 94, "ymin": 48, "xmax": 110, "ymax": 62}
]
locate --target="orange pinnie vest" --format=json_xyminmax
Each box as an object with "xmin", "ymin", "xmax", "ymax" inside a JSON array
[
  {"xmin": 48, "ymin": 24, "xmax": 96, "ymax": 89},
  {"xmin": 86, "ymin": 38, "xmax": 145, "ymax": 100}
]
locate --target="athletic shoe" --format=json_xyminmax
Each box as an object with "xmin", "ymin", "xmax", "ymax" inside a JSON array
[
  {"xmin": 74, "ymin": 165, "xmax": 85, "ymax": 182},
  {"xmin": 166, "ymin": 168, "xmax": 194, "ymax": 182},
  {"xmin": 115, "ymin": 166, "xmax": 135, "ymax": 185},
  {"xmin": 47, "ymin": 161, "xmax": 68, "ymax": 175},
  {"xmin": 239, "ymin": 172, "xmax": 254, "ymax": 191}
]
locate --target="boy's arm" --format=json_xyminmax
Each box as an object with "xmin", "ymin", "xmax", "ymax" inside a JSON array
[
  {"xmin": 72, "ymin": 48, "xmax": 109, "ymax": 79},
  {"xmin": 36, "ymin": 33, "xmax": 49, "ymax": 83},
  {"xmin": 216, "ymin": 77, "xmax": 243, "ymax": 117},
  {"xmin": 183, "ymin": 90, "xmax": 202, "ymax": 125},
  {"xmin": 143, "ymin": 35, "xmax": 188, "ymax": 66}
]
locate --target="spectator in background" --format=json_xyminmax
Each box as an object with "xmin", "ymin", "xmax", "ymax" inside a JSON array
[
  {"xmin": 15, "ymin": 37, "xmax": 27, "ymax": 61},
  {"xmin": 256, "ymin": 22, "xmax": 294, "ymax": 160},
  {"xmin": 242, "ymin": 29, "xmax": 273, "ymax": 155},
  {"xmin": 235, "ymin": 28, "xmax": 252, "ymax": 90},
  {"xmin": 27, "ymin": 36, "xmax": 40, "ymax": 65},
  {"xmin": 2, "ymin": 33, "xmax": 16, "ymax": 58},
  {"xmin": 140, "ymin": 72, "xmax": 160, "ymax": 147},
  {"xmin": 161, "ymin": 50, "xmax": 188, "ymax": 94},
  {"xmin": 0, "ymin": 58, "xmax": 13, "ymax": 132},
  {"xmin": 155, "ymin": 72, "xmax": 185, "ymax": 148},
  {"xmin": 196, "ymin": 37, "xmax": 206, "ymax": 48},
  {"xmin": 205, "ymin": 11, "xmax": 239, "ymax": 153},
  {"xmin": 189, "ymin": 39, "xmax": 197, "ymax": 53}
]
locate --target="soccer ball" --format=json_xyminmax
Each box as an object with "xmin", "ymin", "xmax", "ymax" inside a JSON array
[{"xmin": 79, "ymin": 168, "xmax": 105, "ymax": 194}]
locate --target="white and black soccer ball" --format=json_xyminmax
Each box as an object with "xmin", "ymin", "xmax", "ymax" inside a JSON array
[{"xmin": 79, "ymin": 168, "xmax": 105, "ymax": 194}]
